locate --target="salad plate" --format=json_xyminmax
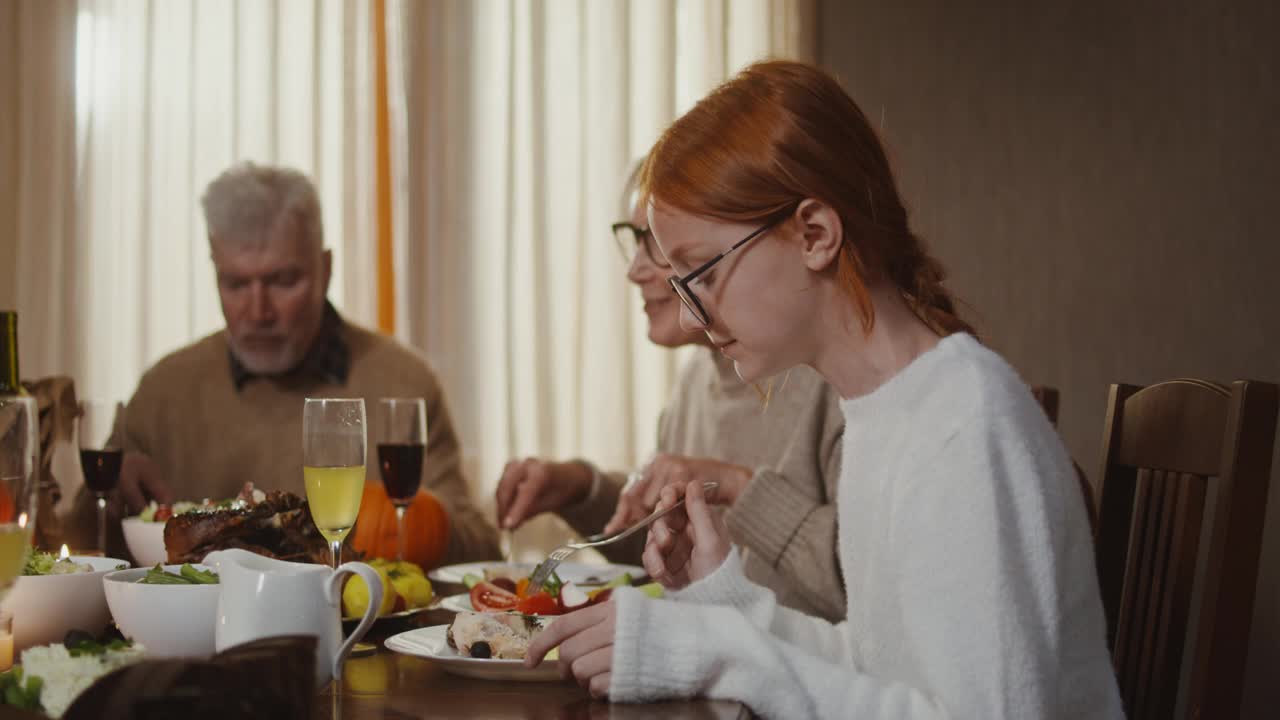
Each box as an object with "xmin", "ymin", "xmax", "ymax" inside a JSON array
[{"xmin": 427, "ymin": 561, "xmax": 643, "ymax": 588}]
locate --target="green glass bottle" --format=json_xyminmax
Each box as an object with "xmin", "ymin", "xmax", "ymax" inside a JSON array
[{"xmin": 0, "ymin": 311, "xmax": 22, "ymax": 395}]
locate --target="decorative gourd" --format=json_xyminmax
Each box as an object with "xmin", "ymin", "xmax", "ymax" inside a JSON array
[{"xmin": 351, "ymin": 482, "xmax": 450, "ymax": 569}]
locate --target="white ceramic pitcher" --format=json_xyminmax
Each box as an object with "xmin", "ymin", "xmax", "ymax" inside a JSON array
[{"xmin": 203, "ymin": 548, "xmax": 383, "ymax": 687}]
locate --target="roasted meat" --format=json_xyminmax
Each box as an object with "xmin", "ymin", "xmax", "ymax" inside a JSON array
[{"xmin": 164, "ymin": 485, "xmax": 335, "ymax": 565}]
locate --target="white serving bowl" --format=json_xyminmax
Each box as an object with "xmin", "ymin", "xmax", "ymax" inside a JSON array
[
  {"xmin": 121, "ymin": 517, "xmax": 168, "ymax": 567},
  {"xmin": 0, "ymin": 556, "xmax": 130, "ymax": 652},
  {"xmin": 102, "ymin": 564, "xmax": 220, "ymax": 658}
]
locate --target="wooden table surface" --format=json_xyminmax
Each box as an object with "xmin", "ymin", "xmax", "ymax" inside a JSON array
[{"xmin": 316, "ymin": 607, "xmax": 747, "ymax": 720}]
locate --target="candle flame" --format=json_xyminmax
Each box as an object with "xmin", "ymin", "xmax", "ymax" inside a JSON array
[
  {"xmin": 16, "ymin": 513, "xmax": 27, "ymax": 529},
  {"xmin": 58, "ymin": 544, "xmax": 70, "ymax": 560}
]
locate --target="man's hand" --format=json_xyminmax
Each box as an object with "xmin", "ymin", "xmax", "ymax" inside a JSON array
[
  {"xmin": 525, "ymin": 598, "xmax": 616, "ymax": 698},
  {"xmin": 642, "ymin": 480, "xmax": 731, "ymax": 590},
  {"xmin": 115, "ymin": 451, "xmax": 174, "ymax": 516},
  {"xmin": 494, "ymin": 458, "xmax": 594, "ymax": 530},
  {"xmin": 602, "ymin": 454, "xmax": 750, "ymax": 536}
]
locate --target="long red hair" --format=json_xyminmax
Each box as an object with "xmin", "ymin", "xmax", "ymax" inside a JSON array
[{"xmin": 640, "ymin": 60, "xmax": 973, "ymax": 337}]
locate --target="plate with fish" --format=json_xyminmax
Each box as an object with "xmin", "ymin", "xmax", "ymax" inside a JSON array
[{"xmin": 384, "ymin": 614, "xmax": 562, "ymax": 682}]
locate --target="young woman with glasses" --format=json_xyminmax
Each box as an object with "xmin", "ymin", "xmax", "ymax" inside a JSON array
[
  {"xmin": 494, "ymin": 162, "xmax": 848, "ymax": 621},
  {"xmin": 526, "ymin": 61, "xmax": 1121, "ymax": 719}
]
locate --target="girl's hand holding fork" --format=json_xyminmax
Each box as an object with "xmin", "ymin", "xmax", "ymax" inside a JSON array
[
  {"xmin": 642, "ymin": 479, "xmax": 732, "ymax": 590},
  {"xmin": 525, "ymin": 482, "xmax": 731, "ymax": 697}
]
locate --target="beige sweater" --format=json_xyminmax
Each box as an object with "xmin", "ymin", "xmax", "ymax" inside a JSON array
[
  {"xmin": 73, "ymin": 321, "xmax": 499, "ymax": 565},
  {"xmin": 561, "ymin": 349, "xmax": 846, "ymax": 620}
]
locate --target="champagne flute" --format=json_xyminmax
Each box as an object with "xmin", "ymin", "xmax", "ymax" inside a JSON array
[
  {"xmin": 0, "ymin": 396, "xmax": 39, "ymax": 601},
  {"xmin": 303, "ymin": 398, "xmax": 367, "ymax": 569},
  {"xmin": 77, "ymin": 400, "xmax": 122, "ymax": 555},
  {"xmin": 376, "ymin": 398, "xmax": 427, "ymax": 561}
]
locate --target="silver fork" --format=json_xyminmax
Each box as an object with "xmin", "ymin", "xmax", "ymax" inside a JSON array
[{"xmin": 527, "ymin": 481, "xmax": 718, "ymax": 591}]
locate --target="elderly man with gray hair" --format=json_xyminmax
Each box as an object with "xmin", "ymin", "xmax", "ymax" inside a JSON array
[{"xmin": 80, "ymin": 161, "xmax": 499, "ymax": 566}]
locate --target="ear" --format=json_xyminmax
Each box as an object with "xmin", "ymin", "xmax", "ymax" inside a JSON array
[{"xmin": 796, "ymin": 199, "xmax": 843, "ymax": 272}]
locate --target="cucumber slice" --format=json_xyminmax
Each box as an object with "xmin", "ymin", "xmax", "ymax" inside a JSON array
[
  {"xmin": 462, "ymin": 573, "xmax": 482, "ymax": 589},
  {"xmin": 637, "ymin": 582, "xmax": 664, "ymax": 599},
  {"xmin": 601, "ymin": 572, "xmax": 633, "ymax": 590}
]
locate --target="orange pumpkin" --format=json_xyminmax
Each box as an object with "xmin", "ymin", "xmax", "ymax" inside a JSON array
[{"xmin": 351, "ymin": 482, "xmax": 450, "ymax": 569}]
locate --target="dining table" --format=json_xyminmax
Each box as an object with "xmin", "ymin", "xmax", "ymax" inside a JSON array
[{"xmin": 317, "ymin": 604, "xmax": 749, "ymax": 720}]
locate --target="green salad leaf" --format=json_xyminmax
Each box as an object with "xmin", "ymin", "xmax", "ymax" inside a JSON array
[
  {"xmin": 22, "ymin": 552, "xmax": 57, "ymax": 576},
  {"xmin": 0, "ymin": 667, "xmax": 43, "ymax": 711},
  {"xmin": 21, "ymin": 551, "xmax": 92, "ymax": 576},
  {"xmin": 541, "ymin": 571, "xmax": 564, "ymax": 597}
]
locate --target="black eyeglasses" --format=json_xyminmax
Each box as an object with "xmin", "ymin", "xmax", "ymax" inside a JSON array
[
  {"xmin": 667, "ymin": 214, "xmax": 788, "ymax": 327},
  {"xmin": 611, "ymin": 222, "xmax": 671, "ymax": 269}
]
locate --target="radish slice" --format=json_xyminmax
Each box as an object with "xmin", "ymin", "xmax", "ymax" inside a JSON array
[{"xmin": 558, "ymin": 581, "xmax": 590, "ymax": 611}]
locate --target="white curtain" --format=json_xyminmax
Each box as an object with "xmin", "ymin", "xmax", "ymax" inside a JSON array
[
  {"xmin": 4, "ymin": 0, "xmax": 816, "ymax": 552},
  {"xmin": 70, "ymin": 0, "xmax": 383, "ymax": 406},
  {"xmin": 390, "ymin": 0, "xmax": 816, "ymax": 549},
  {"xmin": 0, "ymin": 0, "xmax": 79, "ymax": 389}
]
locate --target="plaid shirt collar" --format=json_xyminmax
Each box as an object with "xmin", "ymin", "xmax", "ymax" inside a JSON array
[{"xmin": 228, "ymin": 301, "xmax": 350, "ymax": 390}]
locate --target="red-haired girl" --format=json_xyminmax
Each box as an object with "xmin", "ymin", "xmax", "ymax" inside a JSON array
[{"xmin": 529, "ymin": 61, "xmax": 1121, "ymax": 720}]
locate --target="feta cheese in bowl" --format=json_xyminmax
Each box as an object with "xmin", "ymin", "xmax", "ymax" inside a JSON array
[{"xmin": 20, "ymin": 640, "xmax": 146, "ymax": 718}]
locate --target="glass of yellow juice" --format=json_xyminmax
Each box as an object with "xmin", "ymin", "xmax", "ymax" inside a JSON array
[
  {"xmin": 303, "ymin": 398, "xmax": 367, "ymax": 569},
  {"xmin": 0, "ymin": 396, "xmax": 38, "ymax": 600}
]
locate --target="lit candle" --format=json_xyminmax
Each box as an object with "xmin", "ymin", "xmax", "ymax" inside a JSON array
[
  {"xmin": 0, "ymin": 613, "xmax": 13, "ymax": 673},
  {"xmin": 58, "ymin": 544, "xmax": 71, "ymax": 560}
]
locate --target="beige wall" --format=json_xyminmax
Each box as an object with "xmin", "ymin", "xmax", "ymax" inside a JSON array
[
  {"xmin": 821, "ymin": 0, "xmax": 1280, "ymax": 716},
  {"xmin": 0, "ymin": 0, "xmax": 18, "ymax": 311}
]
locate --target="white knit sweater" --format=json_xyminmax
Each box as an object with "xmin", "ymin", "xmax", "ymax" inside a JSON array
[{"xmin": 609, "ymin": 334, "xmax": 1123, "ymax": 719}]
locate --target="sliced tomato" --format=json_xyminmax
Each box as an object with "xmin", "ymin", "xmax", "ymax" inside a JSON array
[
  {"xmin": 153, "ymin": 505, "xmax": 173, "ymax": 522},
  {"xmin": 469, "ymin": 581, "xmax": 519, "ymax": 612},
  {"xmin": 515, "ymin": 591, "xmax": 562, "ymax": 616}
]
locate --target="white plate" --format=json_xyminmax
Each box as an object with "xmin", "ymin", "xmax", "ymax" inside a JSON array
[
  {"xmin": 439, "ymin": 592, "xmax": 611, "ymax": 617},
  {"xmin": 384, "ymin": 624, "xmax": 562, "ymax": 682},
  {"xmin": 440, "ymin": 592, "xmax": 473, "ymax": 614},
  {"xmin": 341, "ymin": 603, "xmax": 435, "ymax": 627},
  {"xmin": 427, "ymin": 561, "xmax": 644, "ymax": 587}
]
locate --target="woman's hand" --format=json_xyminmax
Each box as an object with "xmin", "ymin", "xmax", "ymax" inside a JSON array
[
  {"xmin": 603, "ymin": 454, "xmax": 751, "ymax": 535},
  {"xmin": 494, "ymin": 458, "xmax": 594, "ymax": 530},
  {"xmin": 525, "ymin": 600, "xmax": 617, "ymax": 698},
  {"xmin": 641, "ymin": 480, "xmax": 731, "ymax": 590}
]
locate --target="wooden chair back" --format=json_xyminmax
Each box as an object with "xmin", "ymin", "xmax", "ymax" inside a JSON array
[{"xmin": 1094, "ymin": 379, "xmax": 1277, "ymax": 720}]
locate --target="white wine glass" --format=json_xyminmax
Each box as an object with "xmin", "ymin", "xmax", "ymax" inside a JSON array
[
  {"xmin": 0, "ymin": 396, "xmax": 39, "ymax": 601},
  {"xmin": 303, "ymin": 398, "xmax": 367, "ymax": 569},
  {"xmin": 376, "ymin": 398, "xmax": 427, "ymax": 561}
]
